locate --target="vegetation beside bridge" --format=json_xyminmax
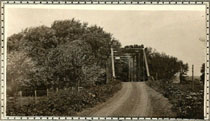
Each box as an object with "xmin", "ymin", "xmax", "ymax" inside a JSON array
[
  {"xmin": 147, "ymin": 79, "xmax": 204, "ymax": 119},
  {"xmin": 6, "ymin": 18, "xmax": 203, "ymax": 118}
]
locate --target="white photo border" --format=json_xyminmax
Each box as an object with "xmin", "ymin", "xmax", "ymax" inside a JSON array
[{"xmin": 0, "ymin": 1, "xmax": 209, "ymax": 120}]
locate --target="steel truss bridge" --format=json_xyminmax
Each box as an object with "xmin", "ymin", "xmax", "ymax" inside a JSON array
[{"xmin": 111, "ymin": 47, "xmax": 150, "ymax": 82}]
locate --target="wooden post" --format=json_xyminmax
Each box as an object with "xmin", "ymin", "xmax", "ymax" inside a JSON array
[
  {"xmin": 19, "ymin": 91, "xmax": 22, "ymax": 107},
  {"xmin": 142, "ymin": 51, "xmax": 145, "ymax": 81},
  {"xmin": 56, "ymin": 88, "xmax": 59, "ymax": 93},
  {"xmin": 34, "ymin": 90, "xmax": 37, "ymax": 104},
  {"xmin": 192, "ymin": 65, "xmax": 194, "ymax": 90}
]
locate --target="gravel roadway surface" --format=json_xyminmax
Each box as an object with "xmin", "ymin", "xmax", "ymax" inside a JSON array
[{"xmin": 79, "ymin": 82, "xmax": 176, "ymax": 117}]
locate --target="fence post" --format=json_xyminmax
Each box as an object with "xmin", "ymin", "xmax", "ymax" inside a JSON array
[
  {"xmin": 34, "ymin": 90, "xmax": 37, "ymax": 104},
  {"xmin": 56, "ymin": 88, "xmax": 59, "ymax": 93},
  {"xmin": 19, "ymin": 91, "xmax": 22, "ymax": 107},
  {"xmin": 192, "ymin": 65, "xmax": 194, "ymax": 91}
]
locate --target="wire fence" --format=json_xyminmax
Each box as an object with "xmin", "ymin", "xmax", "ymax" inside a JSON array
[{"xmin": 7, "ymin": 87, "xmax": 84, "ymax": 107}]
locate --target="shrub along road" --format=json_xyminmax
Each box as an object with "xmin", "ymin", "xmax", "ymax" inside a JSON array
[{"xmin": 78, "ymin": 82, "xmax": 176, "ymax": 117}]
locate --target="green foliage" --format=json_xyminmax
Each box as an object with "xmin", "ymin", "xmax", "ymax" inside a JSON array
[
  {"xmin": 145, "ymin": 47, "xmax": 188, "ymax": 81},
  {"xmin": 51, "ymin": 19, "xmax": 117, "ymax": 67},
  {"xmin": 7, "ymin": 19, "xmax": 121, "ymax": 93},
  {"xmin": 147, "ymin": 80, "xmax": 203, "ymax": 119},
  {"xmin": 51, "ymin": 19, "xmax": 87, "ymax": 43},
  {"xmin": 111, "ymin": 38, "xmax": 122, "ymax": 49},
  {"xmin": 115, "ymin": 59, "xmax": 129, "ymax": 81},
  {"xmin": 7, "ymin": 33, "xmax": 24, "ymax": 52},
  {"xmin": 7, "ymin": 80, "xmax": 122, "ymax": 116},
  {"xmin": 7, "ymin": 51, "xmax": 37, "ymax": 96},
  {"xmin": 22, "ymin": 26, "xmax": 57, "ymax": 64}
]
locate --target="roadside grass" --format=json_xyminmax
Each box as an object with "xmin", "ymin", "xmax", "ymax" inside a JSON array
[
  {"xmin": 146, "ymin": 79, "xmax": 204, "ymax": 119},
  {"xmin": 7, "ymin": 80, "xmax": 122, "ymax": 116}
]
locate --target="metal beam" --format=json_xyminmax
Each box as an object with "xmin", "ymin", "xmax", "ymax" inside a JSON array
[
  {"xmin": 143, "ymin": 49, "xmax": 150, "ymax": 77},
  {"xmin": 111, "ymin": 48, "xmax": 116, "ymax": 78}
]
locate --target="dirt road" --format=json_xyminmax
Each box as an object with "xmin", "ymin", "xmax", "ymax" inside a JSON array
[{"xmin": 79, "ymin": 82, "xmax": 176, "ymax": 117}]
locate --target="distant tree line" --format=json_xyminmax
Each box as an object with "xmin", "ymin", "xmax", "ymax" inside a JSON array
[
  {"xmin": 7, "ymin": 19, "xmax": 121, "ymax": 95},
  {"xmin": 145, "ymin": 47, "xmax": 189, "ymax": 81}
]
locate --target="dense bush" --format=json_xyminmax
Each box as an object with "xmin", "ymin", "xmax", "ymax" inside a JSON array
[
  {"xmin": 146, "ymin": 80, "xmax": 204, "ymax": 119},
  {"xmin": 7, "ymin": 80, "xmax": 122, "ymax": 116}
]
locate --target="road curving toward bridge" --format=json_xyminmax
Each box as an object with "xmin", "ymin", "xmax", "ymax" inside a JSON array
[{"xmin": 78, "ymin": 82, "xmax": 176, "ymax": 117}]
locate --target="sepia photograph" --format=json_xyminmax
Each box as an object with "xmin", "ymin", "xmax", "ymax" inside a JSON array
[{"xmin": 2, "ymin": 3, "xmax": 208, "ymax": 119}]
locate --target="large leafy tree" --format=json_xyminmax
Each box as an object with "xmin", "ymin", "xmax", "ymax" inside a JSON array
[
  {"xmin": 44, "ymin": 40, "xmax": 95, "ymax": 89},
  {"xmin": 7, "ymin": 19, "xmax": 121, "ymax": 92},
  {"xmin": 22, "ymin": 26, "xmax": 58, "ymax": 64},
  {"xmin": 51, "ymin": 20, "xmax": 119, "ymax": 67}
]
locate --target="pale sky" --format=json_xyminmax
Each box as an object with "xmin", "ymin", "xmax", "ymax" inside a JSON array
[{"xmin": 5, "ymin": 5, "xmax": 207, "ymax": 76}]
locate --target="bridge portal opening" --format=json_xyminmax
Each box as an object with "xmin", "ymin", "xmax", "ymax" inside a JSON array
[{"xmin": 113, "ymin": 47, "xmax": 150, "ymax": 82}]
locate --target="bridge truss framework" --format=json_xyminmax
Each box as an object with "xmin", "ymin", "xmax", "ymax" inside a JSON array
[{"xmin": 111, "ymin": 47, "xmax": 150, "ymax": 82}]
